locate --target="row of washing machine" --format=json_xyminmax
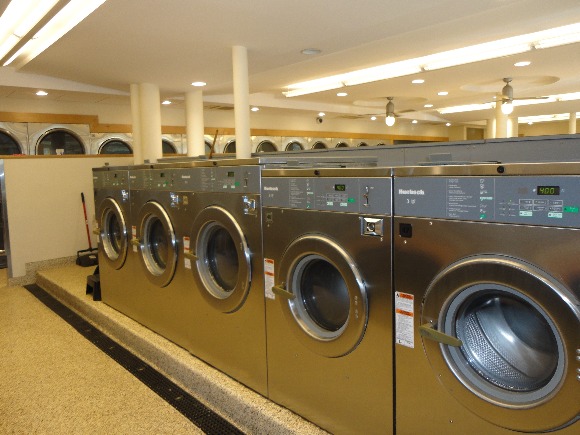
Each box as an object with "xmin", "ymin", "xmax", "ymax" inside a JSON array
[{"xmin": 93, "ymin": 158, "xmax": 579, "ymax": 435}]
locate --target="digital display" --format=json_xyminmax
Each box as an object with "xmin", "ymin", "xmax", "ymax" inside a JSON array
[
  {"xmin": 537, "ymin": 186, "xmax": 560, "ymax": 195},
  {"xmin": 334, "ymin": 184, "xmax": 346, "ymax": 191},
  {"xmin": 228, "ymin": 171, "xmax": 235, "ymax": 177}
]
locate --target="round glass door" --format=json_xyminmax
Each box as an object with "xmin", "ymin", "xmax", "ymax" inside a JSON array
[
  {"xmin": 137, "ymin": 201, "xmax": 177, "ymax": 287},
  {"xmin": 98, "ymin": 197, "xmax": 128, "ymax": 270},
  {"xmin": 276, "ymin": 235, "xmax": 368, "ymax": 357},
  {"xmin": 421, "ymin": 255, "xmax": 579, "ymax": 432},
  {"xmin": 190, "ymin": 206, "xmax": 251, "ymax": 313}
]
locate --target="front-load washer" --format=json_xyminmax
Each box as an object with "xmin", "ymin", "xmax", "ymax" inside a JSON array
[
  {"xmin": 28, "ymin": 123, "xmax": 89, "ymax": 155},
  {"xmin": 252, "ymin": 136, "xmax": 280, "ymax": 153},
  {"xmin": 310, "ymin": 139, "xmax": 329, "ymax": 150},
  {"xmin": 91, "ymin": 133, "xmax": 133, "ymax": 154},
  {"xmin": 181, "ymin": 159, "xmax": 268, "ymax": 395},
  {"xmin": 282, "ymin": 137, "xmax": 306, "ymax": 151},
  {"xmin": 93, "ymin": 166, "xmax": 133, "ymax": 300},
  {"xmin": 120, "ymin": 165, "xmax": 196, "ymax": 349},
  {"xmin": 0, "ymin": 122, "xmax": 28, "ymax": 154},
  {"xmin": 393, "ymin": 163, "xmax": 579, "ymax": 434},
  {"xmin": 262, "ymin": 166, "xmax": 394, "ymax": 434}
]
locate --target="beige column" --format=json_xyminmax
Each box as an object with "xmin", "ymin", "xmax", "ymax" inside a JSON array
[
  {"xmin": 507, "ymin": 117, "xmax": 519, "ymax": 137},
  {"xmin": 138, "ymin": 83, "xmax": 163, "ymax": 163},
  {"xmin": 486, "ymin": 118, "xmax": 495, "ymax": 139},
  {"xmin": 495, "ymin": 102, "xmax": 508, "ymax": 138},
  {"xmin": 232, "ymin": 45, "xmax": 251, "ymax": 158},
  {"xmin": 130, "ymin": 83, "xmax": 142, "ymax": 164},
  {"xmin": 185, "ymin": 89, "xmax": 206, "ymax": 156},
  {"xmin": 569, "ymin": 112, "xmax": 577, "ymax": 134}
]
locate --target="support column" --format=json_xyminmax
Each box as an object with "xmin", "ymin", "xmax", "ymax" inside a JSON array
[
  {"xmin": 486, "ymin": 118, "xmax": 495, "ymax": 139},
  {"xmin": 495, "ymin": 102, "xmax": 508, "ymax": 138},
  {"xmin": 507, "ymin": 117, "xmax": 519, "ymax": 138},
  {"xmin": 232, "ymin": 45, "xmax": 251, "ymax": 158},
  {"xmin": 138, "ymin": 83, "xmax": 163, "ymax": 163},
  {"xmin": 569, "ymin": 112, "xmax": 577, "ymax": 134},
  {"xmin": 185, "ymin": 90, "xmax": 206, "ymax": 156},
  {"xmin": 130, "ymin": 84, "xmax": 142, "ymax": 164}
]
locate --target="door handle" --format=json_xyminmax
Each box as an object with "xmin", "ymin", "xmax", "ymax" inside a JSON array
[
  {"xmin": 272, "ymin": 284, "xmax": 295, "ymax": 300},
  {"xmin": 183, "ymin": 250, "xmax": 197, "ymax": 260},
  {"xmin": 419, "ymin": 323, "xmax": 463, "ymax": 347}
]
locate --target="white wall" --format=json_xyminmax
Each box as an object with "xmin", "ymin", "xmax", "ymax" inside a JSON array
[{"xmin": 3, "ymin": 156, "xmax": 133, "ymax": 278}]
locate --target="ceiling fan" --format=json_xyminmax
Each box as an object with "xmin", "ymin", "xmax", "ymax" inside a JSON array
[{"xmin": 498, "ymin": 77, "xmax": 548, "ymax": 114}]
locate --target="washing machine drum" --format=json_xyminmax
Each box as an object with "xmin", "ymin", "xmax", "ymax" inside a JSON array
[
  {"xmin": 98, "ymin": 197, "xmax": 128, "ymax": 270},
  {"xmin": 421, "ymin": 255, "xmax": 579, "ymax": 432},
  {"xmin": 136, "ymin": 201, "xmax": 177, "ymax": 287},
  {"xmin": 272, "ymin": 234, "xmax": 369, "ymax": 358},
  {"xmin": 188, "ymin": 206, "xmax": 252, "ymax": 313}
]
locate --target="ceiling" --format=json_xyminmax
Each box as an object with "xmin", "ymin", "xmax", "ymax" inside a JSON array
[{"xmin": 1, "ymin": 0, "xmax": 580, "ymax": 127}]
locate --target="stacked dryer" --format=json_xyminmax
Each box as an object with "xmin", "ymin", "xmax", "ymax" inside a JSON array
[
  {"xmin": 393, "ymin": 163, "xmax": 579, "ymax": 434},
  {"xmin": 261, "ymin": 166, "xmax": 394, "ymax": 434}
]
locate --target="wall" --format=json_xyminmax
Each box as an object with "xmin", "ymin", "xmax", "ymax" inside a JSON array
[{"xmin": 3, "ymin": 155, "xmax": 133, "ymax": 278}]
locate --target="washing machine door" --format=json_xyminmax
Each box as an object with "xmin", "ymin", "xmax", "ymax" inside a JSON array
[
  {"xmin": 273, "ymin": 234, "xmax": 368, "ymax": 358},
  {"xmin": 421, "ymin": 254, "xmax": 579, "ymax": 432},
  {"xmin": 188, "ymin": 206, "xmax": 251, "ymax": 313},
  {"xmin": 135, "ymin": 201, "xmax": 177, "ymax": 287},
  {"xmin": 97, "ymin": 197, "xmax": 128, "ymax": 270}
]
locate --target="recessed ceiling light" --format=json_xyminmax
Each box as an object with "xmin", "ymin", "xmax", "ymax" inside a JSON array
[
  {"xmin": 301, "ymin": 48, "xmax": 321, "ymax": 55},
  {"xmin": 162, "ymin": 100, "xmax": 171, "ymax": 105},
  {"xmin": 370, "ymin": 116, "xmax": 377, "ymax": 121},
  {"xmin": 514, "ymin": 61, "xmax": 531, "ymax": 67},
  {"xmin": 424, "ymin": 104, "xmax": 434, "ymax": 108},
  {"xmin": 191, "ymin": 81, "xmax": 207, "ymax": 87},
  {"xmin": 438, "ymin": 91, "xmax": 448, "ymax": 96},
  {"xmin": 318, "ymin": 112, "xmax": 325, "ymax": 117},
  {"xmin": 412, "ymin": 120, "xmax": 418, "ymax": 124},
  {"xmin": 446, "ymin": 122, "xmax": 451, "ymax": 127},
  {"xmin": 337, "ymin": 92, "xmax": 348, "ymax": 97},
  {"xmin": 36, "ymin": 90, "xmax": 48, "ymax": 96},
  {"xmin": 251, "ymin": 106, "xmax": 259, "ymax": 112},
  {"xmin": 528, "ymin": 121, "xmax": 534, "ymax": 125},
  {"xmin": 412, "ymin": 79, "xmax": 425, "ymax": 84}
]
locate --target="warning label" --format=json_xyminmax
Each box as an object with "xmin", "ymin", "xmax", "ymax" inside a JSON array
[
  {"xmin": 183, "ymin": 236, "xmax": 190, "ymax": 252},
  {"xmin": 264, "ymin": 258, "xmax": 275, "ymax": 300},
  {"xmin": 395, "ymin": 291, "xmax": 414, "ymax": 348}
]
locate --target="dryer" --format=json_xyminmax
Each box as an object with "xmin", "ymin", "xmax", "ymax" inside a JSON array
[
  {"xmin": 393, "ymin": 163, "xmax": 579, "ymax": 434},
  {"xmin": 28, "ymin": 123, "xmax": 90, "ymax": 155},
  {"xmin": 333, "ymin": 138, "xmax": 352, "ymax": 148},
  {"xmin": 93, "ymin": 166, "xmax": 133, "ymax": 302},
  {"xmin": 252, "ymin": 136, "xmax": 280, "ymax": 153},
  {"xmin": 282, "ymin": 137, "xmax": 306, "ymax": 151},
  {"xmin": 0, "ymin": 122, "xmax": 28, "ymax": 154},
  {"xmin": 91, "ymin": 133, "xmax": 133, "ymax": 154},
  {"xmin": 180, "ymin": 159, "xmax": 268, "ymax": 395},
  {"xmin": 262, "ymin": 166, "xmax": 394, "ymax": 434}
]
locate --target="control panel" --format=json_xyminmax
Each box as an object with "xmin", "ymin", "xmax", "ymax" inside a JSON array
[
  {"xmin": 394, "ymin": 176, "xmax": 580, "ymax": 228},
  {"xmin": 262, "ymin": 177, "xmax": 392, "ymax": 214},
  {"xmin": 96, "ymin": 170, "xmax": 129, "ymax": 189}
]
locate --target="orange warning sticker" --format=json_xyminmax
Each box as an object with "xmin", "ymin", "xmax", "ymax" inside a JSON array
[
  {"xmin": 395, "ymin": 291, "xmax": 414, "ymax": 348},
  {"xmin": 264, "ymin": 258, "xmax": 275, "ymax": 300}
]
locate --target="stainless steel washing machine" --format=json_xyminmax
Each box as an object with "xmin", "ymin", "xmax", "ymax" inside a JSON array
[
  {"xmin": 93, "ymin": 166, "xmax": 133, "ymax": 302},
  {"xmin": 262, "ymin": 166, "xmax": 393, "ymax": 434},
  {"xmin": 91, "ymin": 133, "xmax": 133, "ymax": 154},
  {"xmin": 114, "ymin": 164, "xmax": 196, "ymax": 349},
  {"xmin": 0, "ymin": 122, "xmax": 28, "ymax": 154},
  {"xmin": 393, "ymin": 163, "xmax": 579, "ymax": 434},
  {"xmin": 29, "ymin": 123, "xmax": 90, "ymax": 155},
  {"xmin": 177, "ymin": 159, "xmax": 268, "ymax": 395}
]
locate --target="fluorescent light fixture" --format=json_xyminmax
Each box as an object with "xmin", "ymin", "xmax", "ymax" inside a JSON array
[
  {"xmin": 438, "ymin": 103, "xmax": 494, "ymax": 114},
  {"xmin": 284, "ymin": 23, "xmax": 580, "ymax": 97},
  {"xmin": 5, "ymin": 0, "xmax": 107, "ymax": 67},
  {"xmin": 518, "ymin": 112, "xmax": 580, "ymax": 124},
  {"xmin": 191, "ymin": 81, "xmax": 207, "ymax": 87},
  {"xmin": 0, "ymin": 0, "xmax": 60, "ymax": 60}
]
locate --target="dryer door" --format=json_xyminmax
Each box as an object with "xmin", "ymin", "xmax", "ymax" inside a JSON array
[
  {"xmin": 421, "ymin": 254, "xmax": 579, "ymax": 433},
  {"xmin": 273, "ymin": 234, "xmax": 368, "ymax": 358},
  {"xmin": 97, "ymin": 197, "xmax": 128, "ymax": 270},
  {"xmin": 189, "ymin": 206, "xmax": 251, "ymax": 313},
  {"xmin": 136, "ymin": 201, "xmax": 177, "ymax": 287}
]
